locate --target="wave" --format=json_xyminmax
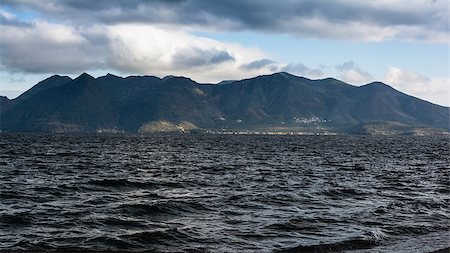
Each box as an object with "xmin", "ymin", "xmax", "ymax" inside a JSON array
[
  {"xmin": 266, "ymin": 217, "xmax": 339, "ymax": 232},
  {"xmin": 89, "ymin": 178, "xmax": 182, "ymax": 188},
  {"xmin": 2, "ymin": 134, "xmax": 449, "ymax": 252},
  {"xmin": 277, "ymin": 237, "xmax": 380, "ymax": 253},
  {"xmin": 119, "ymin": 200, "xmax": 211, "ymax": 217},
  {"xmin": 0, "ymin": 212, "xmax": 33, "ymax": 227},
  {"xmin": 120, "ymin": 228, "xmax": 192, "ymax": 244}
]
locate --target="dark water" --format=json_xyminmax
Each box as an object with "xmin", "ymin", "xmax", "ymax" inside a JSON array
[{"xmin": 0, "ymin": 134, "xmax": 449, "ymax": 253}]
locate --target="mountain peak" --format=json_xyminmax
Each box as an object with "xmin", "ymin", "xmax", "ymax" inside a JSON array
[
  {"xmin": 367, "ymin": 81, "xmax": 388, "ymax": 86},
  {"xmin": 320, "ymin": 77, "xmax": 340, "ymax": 82},
  {"xmin": 43, "ymin": 74, "xmax": 72, "ymax": 82},
  {"xmin": 75, "ymin": 72, "xmax": 95, "ymax": 81},
  {"xmin": 106, "ymin": 73, "xmax": 120, "ymax": 78},
  {"xmin": 162, "ymin": 75, "xmax": 176, "ymax": 80},
  {"xmin": 277, "ymin": 72, "xmax": 297, "ymax": 78},
  {"xmin": 14, "ymin": 74, "xmax": 73, "ymax": 102},
  {"xmin": 99, "ymin": 73, "xmax": 122, "ymax": 80},
  {"xmin": 361, "ymin": 81, "xmax": 395, "ymax": 91},
  {"xmin": 265, "ymin": 72, "xmax": 309, "ymax": 81},
  {"xmin": 162, "ymin": 75, "xmax": 193, "ymax": 83}
]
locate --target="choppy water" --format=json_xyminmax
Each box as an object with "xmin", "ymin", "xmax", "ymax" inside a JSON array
[{"xmin": 0, "ymin": 134, "xmax": 449, "ymax": 253}]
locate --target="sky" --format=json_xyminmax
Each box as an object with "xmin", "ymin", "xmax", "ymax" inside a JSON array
[{"xmin": 0, "ymin": 0, "xmax": 448, "ymax": 106}]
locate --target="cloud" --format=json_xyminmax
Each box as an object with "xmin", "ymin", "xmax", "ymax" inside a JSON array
[
  {"xmin": 0, "ymin": 17, "xmax": 274, "ymax": 82},
  {"xmin": 0, "ymin": 9, "xmax": 30, "ymax": 27},
  {"xmin": 1, "ymin": 0, "xmax": 447, "ymax": 42},
  {"xmin": 383, "ymin": 66, "xmax": 430, "ymax": 86},
  {"xmin": 335, "ymin": 61, "xmax": 372, "ymax": 84},
  {"xmin": 241, "ymin": 59, "xmax": 277, "ymax": 70},
  {"xmin": 384, "ymin": 67, "xmax": 449, "ymax": 106},
  {"xmin": 239, "ymin": 60, "xmax": 324, "ymax": 79},
  {"xmin": 104, "ymin": 24, "xmax": 270, "ymax": 82},
  {"xmin": 172, "ymin": 47, "xmax": 235, "ymax": 68},
  {"xmin": 281, "ymin": 63, "xmax": 324, "ymax": 79},
  {"xmin": 0, "ymin": 20, "xmax": 107, "ymax": 73}
]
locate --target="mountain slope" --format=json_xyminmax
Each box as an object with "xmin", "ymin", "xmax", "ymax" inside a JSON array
[
  {"xmin": 0, "ymin": 96, "xmax": 10, "ymax": 110},
  {"xmin": 15, "ymin": 75, "xmax": 73, "ymax": 103},
  {"xmin": 1, "ymin": 72, "xmax": 448, "ymax": 134},
  {"xmin": 349, "ymin": 82, "xmax": 448, "ymax": 129},
  {"xmin": 2, "ymin": 73, "xmax": 117, "ymax": 132},
  {"xmin": 0, "ymin": 96, "xmax": 10, "ymax": 132},
  {"xmin": 203, "ymin": 73, "xmax": 358, "ymax": 127}
]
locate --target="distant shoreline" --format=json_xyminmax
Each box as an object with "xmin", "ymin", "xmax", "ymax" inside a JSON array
[
  {"xmin": 1, "ymin": 130, "xmax": 449, "ymax": 136},
  {"xmin": 1, "ymin": 248, "xmax": 448, "ymax": 253}
]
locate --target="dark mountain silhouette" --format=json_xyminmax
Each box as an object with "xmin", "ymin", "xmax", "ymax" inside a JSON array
[
  {"xmin": 0, "ymin": 96, "xmax": 10, "ymax": 132},
  {"xmin": 0, "ymin": 95, "xmax": 10, "ymax": 107},
  {"xmin": 1, "ymin": 72, "xmax": 448, "ymax": 134},
  {"xmin": 15, "ymin": 75, "xmax": 73, "ymax": 103},
  {"xmin": 0, "ymin": 95, "xmax": 11, "ymax": 115}
]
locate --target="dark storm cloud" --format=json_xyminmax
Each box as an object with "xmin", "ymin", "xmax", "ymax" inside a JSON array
[
  {"xmin": 241, "ymin": 59, "xmax": 276, "ymax": 70},
  {"xmin": 210, "ymin": 51, "xmax": 235, "ymax": 64},
  {"xmin": 1, "ymin": 0, "xmax": 447, "ymax": 40},
  {"xmin": 172, "ymin": 48, "xmax": 235, "ymax": 68}
]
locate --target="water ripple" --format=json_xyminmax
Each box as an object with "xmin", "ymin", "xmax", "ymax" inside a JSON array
[{"xmin": 0, "ymin": 134, "xmax": 449, "ymax": 252}]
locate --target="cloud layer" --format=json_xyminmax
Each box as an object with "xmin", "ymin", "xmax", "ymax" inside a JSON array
[
  {"xmin": 383, "ymin": 67, "xmax": 449, "ymax": 106},
  {"xmin": 0, "ymin": 18, "xmax": 278, "ymax": 82},
  {"xmin": 2, "ymin": 0, "xmax": 448, "ymax": 42},
  {"xmin": 1, "ymin": 0, "xmax": 447, "ymax": 78},
  {"xmin": 0, "ymin": 7, "xmax": 327, "ymax": 82}
]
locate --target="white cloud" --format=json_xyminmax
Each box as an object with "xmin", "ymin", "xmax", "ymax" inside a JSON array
[
  {"xmin": 284, "ymin": 16, "xmax": 399, "ymax": 42},
  {"xmin": 36, "ymin": 22, "xmax": 86, "ymax": 44},
  {"xmin": 384, "ymin": 67, "xmax": 449, "ymax": 106},
  {"xmin": 335, "ymin": 61, "xmax": 372, "ymax": 84},
  {"xmin": 0, "ymin": 20, "xmax": 105, "ymax": 73},
  {"xmin": 0, "ymin": 20, "xmax": 279, "ymax": 83},
  {"xmin": 0, "ymin": 9, "xmax": 14, "ymax": 20},
  {"xmin": 105, "ymin": 24, "xmax": 273, "ymax": 82},
  {"xmin": 383, "ymin": 67, "xmax": 430, "ymax": 86}
]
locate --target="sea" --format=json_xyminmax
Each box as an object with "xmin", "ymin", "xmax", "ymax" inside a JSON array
[{"xmin": 0, "ymin": 134, "xmax": 449, "ymax": 253}]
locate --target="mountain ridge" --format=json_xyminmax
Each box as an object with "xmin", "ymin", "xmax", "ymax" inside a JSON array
[{"xmin": 1, "ymin": 72, "xmax": 448, "ymax": 134}]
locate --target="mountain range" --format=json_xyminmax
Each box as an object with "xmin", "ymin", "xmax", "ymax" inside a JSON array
[{"xmin": 1, "ymin": 72, "xmax": 448, "ymax": 134}]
